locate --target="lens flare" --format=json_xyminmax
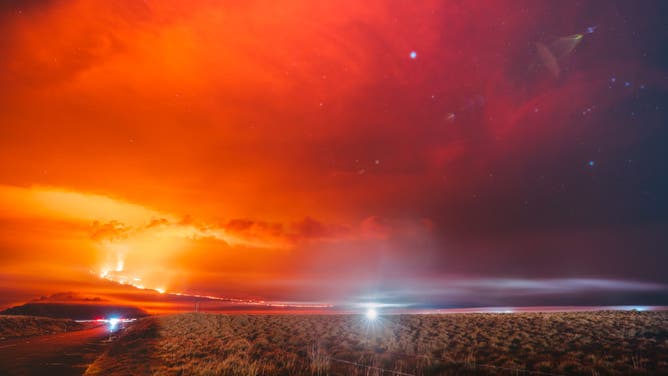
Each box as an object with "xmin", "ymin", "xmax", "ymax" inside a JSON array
[
  {"xmin": 365, "ymin": 307, "xmax": 378, "ymax": 320},
  {"xmin": 108, "ymin": 317, "xmax": 120, "ymax": 331}
]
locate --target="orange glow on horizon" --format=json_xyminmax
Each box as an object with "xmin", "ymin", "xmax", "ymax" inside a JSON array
[{"xmin": 0, "ymin": 183, "xmax": 409, "ymax": 310}]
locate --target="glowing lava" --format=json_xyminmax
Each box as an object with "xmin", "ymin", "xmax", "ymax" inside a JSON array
[{"xmin": 95, "ymin": 267, "xmax": 332, "ymax": 309}]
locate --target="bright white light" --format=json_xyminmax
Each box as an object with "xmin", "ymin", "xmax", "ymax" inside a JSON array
[
  {"xmin": 365, "ymin": 308, "xmax": 378, "ymax": 320},
  {"xmin": 108, "ymin": 318, "xmax": 120, "ymax": 331}
]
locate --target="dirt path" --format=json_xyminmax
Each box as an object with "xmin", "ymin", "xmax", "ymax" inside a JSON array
[{"xmin": 0, "ymin": 325, "xmax": 110, "ymax": 376}]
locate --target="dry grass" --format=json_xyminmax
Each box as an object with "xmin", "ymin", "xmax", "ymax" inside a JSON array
[
  {"xmin": 86, "ymin": 311, "xmax": 668, "ymax": 375},
  {"xmin": 0, "ymin": 314, "xmax": 87, "ymax": 340}
]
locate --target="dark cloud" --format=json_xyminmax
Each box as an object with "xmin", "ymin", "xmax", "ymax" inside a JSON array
[
  {"xmin": 32, "ymin": 291, "xmax": 107, "ymax": 303},
  {"xmin": 221, "ymin": 217, "xmax": 350, "ymax": 246}
]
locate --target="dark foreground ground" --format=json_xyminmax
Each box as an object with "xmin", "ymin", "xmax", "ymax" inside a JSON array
[
  {"xmin": 85, "ymin": 311, "xmax": 668, "ymax": 376},
  {"xmin": 0, "ymin": 325, "xmax": 110, "ymax": 376}
]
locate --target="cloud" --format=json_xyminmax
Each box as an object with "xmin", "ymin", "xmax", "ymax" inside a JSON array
[
  {"xmin": 146, "ymin": 218, "xmax": 170, "ymax": 228},
  {"xmin": 347, "ymin": 277, "xmax": 668, "ymax": 308},
  {"xmin": 450, "ymin": 278, "xmax": 668, "ymax": 295},
  {"xmin": 0, "ymin": 1, "xmax": 148, "ymax": 88},
  {"xmin": 222, "ymin": 219, "xmax": 285, "ymax": 245},
  {"xmin": 360, "ymin": 216, "xmax": 390, "ymax": 239},
  {"xmin": 0, "ymin": 184, "xmax": 371, "ymax": 296},
  {"xmin": 291, "ymin": 217, "xmax": 351, "ymax": 242},
  {"xmin": 32, "ymin": 291, "xmax": 108, "ymax": 303},
  {"xmin": 0, "ymin": 184, "xmax": 174, "ymax": 226},
  {"xmin": 220, "ymin": 216, "xmax": 352, "ymax": 246},
  {"xmin": 89, "ymin": 220, "xmax": 131, "ymax": 241}
]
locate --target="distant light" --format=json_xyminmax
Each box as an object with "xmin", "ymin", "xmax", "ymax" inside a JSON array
[
  {"xmin": 365, "ymin": 308, "xmax": 378, "ymax": 320},
  {"xmin": 409, "ymin": 51, "xmax": 417, "ymax": 59},
  {"xmin": 588, "ymin": 160, "xmax": 595, "ymax": 167},
  {"xmin": 108, "ymin": 317, "xmax": 120, "ymax": 331},
  {"xmin": 156, "ymin": 288, "xmax": 165, "ymax": 294}
]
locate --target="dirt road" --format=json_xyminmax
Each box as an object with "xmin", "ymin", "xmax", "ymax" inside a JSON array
[{"xmin": 0, "ymin": 325, "xmax": 111, "ymax": 375}]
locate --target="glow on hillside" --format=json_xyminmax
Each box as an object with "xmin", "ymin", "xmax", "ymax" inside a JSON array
[{"xmin": 95, "ymin": 268, "xmax": 333, "ymax": 309}]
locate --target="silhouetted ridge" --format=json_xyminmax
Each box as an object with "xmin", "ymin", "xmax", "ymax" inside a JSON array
[{"xmin": 0, "ymin": 303, "xmax": 148, "ymax": 320}]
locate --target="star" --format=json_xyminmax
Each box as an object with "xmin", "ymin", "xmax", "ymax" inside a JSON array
[
  {"xmin": 409, "ymin": 51, "xmax": 417, "ymax": 59},
  {"xmin": 588, "ymin": 160, "xmax": 596, "ymax": 167}
]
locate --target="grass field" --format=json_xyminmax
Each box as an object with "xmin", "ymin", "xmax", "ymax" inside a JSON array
[
  {"xmin": 85, "ymin": 311, "xmax": 668, "ymax": 375},
  {"xmin": 0, "ymin": 315, "xmax": 88, "ymax": 340}
]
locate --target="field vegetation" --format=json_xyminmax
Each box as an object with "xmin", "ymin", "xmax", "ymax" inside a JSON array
[
  {"xmin": 86, "ymin": 311, "xmax": 668, "ymax": 375},
  {"xmin": 0, "ymin": 314, "xmax": 88, "ymax": 340}
]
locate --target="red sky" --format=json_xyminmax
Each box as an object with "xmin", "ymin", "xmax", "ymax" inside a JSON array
[{"xmin": 1, "ymin": 0, "xmax": 667, "ymax": 312}]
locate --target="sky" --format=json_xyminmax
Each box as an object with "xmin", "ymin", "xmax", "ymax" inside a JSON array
[{"xmin": 1, "ymin": 0, "xmax": 668, "ymax": 312}]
